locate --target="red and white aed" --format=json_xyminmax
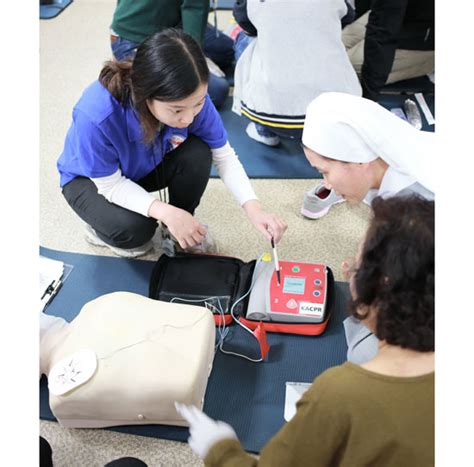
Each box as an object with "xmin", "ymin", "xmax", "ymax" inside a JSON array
[{"xmin": 246, "ymin": 259, "xmax": 329, "ymax": 324}]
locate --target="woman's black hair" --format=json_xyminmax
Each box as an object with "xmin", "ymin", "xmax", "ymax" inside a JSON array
[
  {"xmin": 99, "ymin": 28, "xmax": 209, "ymax": 143},
  {"xmin": 349, "ymin": 195, "xmax": 434, "ymax": 352}
]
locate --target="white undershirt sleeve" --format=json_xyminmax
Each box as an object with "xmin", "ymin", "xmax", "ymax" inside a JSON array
[
  {"xmin": 211, "ymin": 142, "xmax": 257, "ymax": 205},
  {"xmin": 91, "ymin": 169, "xmax": 156, "ymax": 217}
]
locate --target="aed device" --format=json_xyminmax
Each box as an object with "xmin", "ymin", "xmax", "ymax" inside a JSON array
[{"xmin": 246, "ymin": 259, "xmax": 330, "ymax": 324}]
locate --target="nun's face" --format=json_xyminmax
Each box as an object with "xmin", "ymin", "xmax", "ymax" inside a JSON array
[{"xmin": 303, "ymin": 147, "xmax": 371, "ymax": 204}]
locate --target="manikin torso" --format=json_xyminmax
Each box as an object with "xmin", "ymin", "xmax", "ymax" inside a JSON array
[{"xmin": 40, "ymin": 292, "xmax": 216, "ymax": 428}]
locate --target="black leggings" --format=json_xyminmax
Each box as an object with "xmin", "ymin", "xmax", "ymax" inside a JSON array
[
  {"xmin": 62, "ymin": 135, "xmax": 212, "ymax": 249},
  {"xmin": 40, "ymin": 436, "xmax": 148, "ymax": 466}
]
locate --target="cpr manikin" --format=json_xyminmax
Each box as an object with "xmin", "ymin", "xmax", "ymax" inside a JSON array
[{"xmin": 40, "ymin": 292, "xmax": 215, "ymax": 428}]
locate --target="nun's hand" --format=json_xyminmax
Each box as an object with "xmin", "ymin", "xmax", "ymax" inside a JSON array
[
  {"xmin": 341, "ymin": 256, "xmax": 356, "ymax": 281},
  {"xmin": 243, "ymin": 200, "xmax": 288, "ymax": 243},
  {"xmin": 175, "ymin": 402, "xmax": 238, "ymax": 459}
]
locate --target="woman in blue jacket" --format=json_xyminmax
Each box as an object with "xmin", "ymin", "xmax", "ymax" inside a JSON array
[{"xmin": 57, "ymin": 29, "xmax": 287, "ymax": 258}]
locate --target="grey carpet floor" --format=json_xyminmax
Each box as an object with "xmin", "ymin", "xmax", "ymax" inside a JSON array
[{"xmin": 40, "ymin": 1, "xmax": 370, "ymax": 465}]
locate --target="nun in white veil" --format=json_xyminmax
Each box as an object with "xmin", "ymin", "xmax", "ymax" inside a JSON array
[
  {"xmin": 302, "ymin": 92, "xmax": 435, "ymax": 203},
  {"xmin": 301, "ymin": 92, "xmax": 435, "ymax": 363}
]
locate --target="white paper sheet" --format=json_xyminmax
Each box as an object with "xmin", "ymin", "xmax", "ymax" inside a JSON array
[{"xmin": 284, "ymin": 381, "xmax": 312, "ymax": 422}]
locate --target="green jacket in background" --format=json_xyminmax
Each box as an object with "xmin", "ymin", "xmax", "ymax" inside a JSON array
[{"xmin": 111, "ymin": 0, "xmax": 209, "ymax": 45}]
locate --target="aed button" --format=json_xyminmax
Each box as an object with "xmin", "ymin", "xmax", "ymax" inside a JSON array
[
  {"xmin": 314, "ymin": 279, "xmax": 321, "ymax": 285},
  {"xmin": 292, "ymin": 266, "xmax": 300, "ymax": 273},
  {"xmin": 313, "ymin": 290, "xmax": 321, "ymax": 297}
]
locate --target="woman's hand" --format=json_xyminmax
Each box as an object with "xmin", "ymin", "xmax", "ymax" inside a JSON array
[
  {"xmin": 175, "ymin": 402, "xmax": 237, "ymax": 459},
  {"xmin": 149, "ymin": 201, "xmax": 206, "ymax": 249},
  {"xmin": 243, "ymin": 199, "xmax": 287, "ymax": 243}
]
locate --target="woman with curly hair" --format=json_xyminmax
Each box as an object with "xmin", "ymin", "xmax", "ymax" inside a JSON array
[{"xmin": 176, "ymin": 195, "xmax": 434, "ymax": 466}]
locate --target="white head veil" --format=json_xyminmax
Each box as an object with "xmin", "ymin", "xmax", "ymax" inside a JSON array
[{"xmin": 302, "ymin": 92, "xmax": 435, "ymax": 192}]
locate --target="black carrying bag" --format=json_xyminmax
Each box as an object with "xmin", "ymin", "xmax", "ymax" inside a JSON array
[
  {"xmin": 149, "ymin": 253, "xmax": 256, "ymax": 324},
  {"xmin": 149, "ymin": 253, "xmax": 336, "ymax": 335}
]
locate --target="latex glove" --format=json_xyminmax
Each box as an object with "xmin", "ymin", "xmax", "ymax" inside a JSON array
[
  {"xmin": 243, "ymin": 199, "xmax": 288, "ymax": 243},
  {"xmin": 175, "ymin": 402, "xmax": 238, "ymax": 459}
]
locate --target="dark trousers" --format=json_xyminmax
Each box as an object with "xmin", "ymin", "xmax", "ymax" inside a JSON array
[
  {"xmin": 40, "ymin": 436, "xmax": 148, "ymax": 466},
  {"xmin": 62, "ymin": 135, "xmax": 212, "ymax": 249}
]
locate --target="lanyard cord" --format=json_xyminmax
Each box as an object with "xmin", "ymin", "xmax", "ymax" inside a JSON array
[{"xmin": 153, "ymin": 126, "xmax": 168, "ymax": 205}]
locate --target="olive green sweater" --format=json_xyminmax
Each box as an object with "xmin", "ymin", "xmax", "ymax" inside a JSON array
[
  {"xmin": 205, "ymin": 362, "xmax": 434, "ymax": 467},
  {"xmin": 111, "ymin": 0, "xmax": 209, "ymax": 45}
]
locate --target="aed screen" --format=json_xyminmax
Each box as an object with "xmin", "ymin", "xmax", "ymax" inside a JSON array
[{"xmin": 283, "ymin": 277, "xmax": 305, "ymax": 295}]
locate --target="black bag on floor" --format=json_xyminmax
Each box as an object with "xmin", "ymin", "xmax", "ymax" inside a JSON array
[{"xmin": 149, "ymin": 253, "xmax": 256, "ymax": 325}]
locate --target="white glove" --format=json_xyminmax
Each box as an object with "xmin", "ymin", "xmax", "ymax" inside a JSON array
[{"xmin": 175, "ymin": 402, "xmax": 238, "ymax": 459}]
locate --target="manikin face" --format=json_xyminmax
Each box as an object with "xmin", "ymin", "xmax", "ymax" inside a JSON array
[
  {"xmin": 303, "ymin": 146, "xmax": 372, "ymax": 204},
  {"xmin": 146, "ymin": 83, "xmax": 208, "ymax": 129}
]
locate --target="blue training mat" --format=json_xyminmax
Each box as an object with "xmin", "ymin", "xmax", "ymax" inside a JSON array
[
  {"xmin": 379, "ymin": 93, "xmax": 435, "ymax": 132},
  {"xmin": 40, "ymin": 0, "xmax": 73, "ymax": 20},
  {"xmin": 214, "ymin": 97, "xmax": 318, "ymax": 179},
  {"xmin": 215, "ymin": 93, "xmax": 434, "ymax": 179},
  {"xmin": 39, "ymin": 247, "xmax": 350, "ymax": 453}
]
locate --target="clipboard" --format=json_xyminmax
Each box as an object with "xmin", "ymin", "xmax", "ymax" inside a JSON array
[{"xmin": 40, "ymin": 255, "xmax": 73, "ymax": 311}]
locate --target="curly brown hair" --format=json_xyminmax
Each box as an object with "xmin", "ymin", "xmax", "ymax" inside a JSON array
[{"xmin": 349, "ymin": 195, "xmax": 434, "ymax": 351}]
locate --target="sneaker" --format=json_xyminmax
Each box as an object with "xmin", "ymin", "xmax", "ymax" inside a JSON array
[
  {"xmin": 300, "ymin": 184, "xmax": 345, "ymax": 219},
  {"xmin": 155, "ymin": 223, "xmax": 218, "ymax": 257},
  {"xmin": 84, "ymin": 225, "xmax": 153, "ymax": 258},
  {"xmin": 246, "ymin": 122, "xmax": 280, "ymax": 147}
]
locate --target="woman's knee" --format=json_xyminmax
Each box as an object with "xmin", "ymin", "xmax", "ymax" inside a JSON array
[{"xmin": 104, "ymin": 215, "xmax": 157, "ymax": 248}]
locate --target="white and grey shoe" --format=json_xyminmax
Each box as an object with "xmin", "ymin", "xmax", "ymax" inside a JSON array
[
  {"xmin": 300, "ymin": 184, "xmax": 345, "ymax": 219},
  {"xmin": 84, "ymin": 225, "xmax": 153, "ymax": 258},
  {"xmin": 245, "ymin": 122, "xmax": 280, "ymax": 147}
]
